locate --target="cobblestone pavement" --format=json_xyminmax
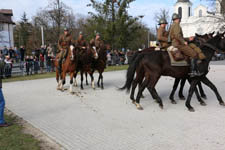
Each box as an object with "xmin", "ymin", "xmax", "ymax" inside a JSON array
[{"xmin": 4, "ymin": 65, "xmax": 225, "ymax": 150}]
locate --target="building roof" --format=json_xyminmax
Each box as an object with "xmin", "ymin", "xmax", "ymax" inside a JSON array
[
  {"xmin": 0, "ymin": 9, "xmax": 13, "ymax": 16},
  {"xmin": 177, "ymin": 0, "xmax": 190, "ymax": 2},
  {"xmin": 0, "ymin": 9, "xmax": 15, "ymax": 24}
]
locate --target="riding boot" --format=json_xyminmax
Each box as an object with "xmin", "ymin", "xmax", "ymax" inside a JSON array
[{"xmin": 189, "ymin": 59, "xmax": 202, "ymax": 77}]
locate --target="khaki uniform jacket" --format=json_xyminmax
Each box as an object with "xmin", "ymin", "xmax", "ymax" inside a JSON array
[
  {"xmin": 157, "ymin": 26, "xmax": 169, "ymax": 48},
  {"xmin": 76, "ymin": 38, "xmax": 87, "ymax": 49},
  {"xmin": 90, "ymin": 38, "xmax": 104, "ymax": 49},
  {"xmin": 169, "ymin": 22, "xmax": 185, "ymax": 47},
  {"xmin": 58, "ymin": 34, "xmax": 73, "ymax": 51}
]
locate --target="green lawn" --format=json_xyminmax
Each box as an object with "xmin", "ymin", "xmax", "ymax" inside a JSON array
[
  {"xmin": 3, "ymin": 65, "xmax": 128, "ymax": 83},
  {"xmin": 0, "ymin": 114, "xmax": 41, "ymax": 150}
]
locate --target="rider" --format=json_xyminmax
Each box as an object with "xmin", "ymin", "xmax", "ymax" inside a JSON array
[
  {"xmin": 157, "ymin": 18, "xmax": 170, "ymax": 49},
  {"xmin": 169, "ymin": 13, "xmax": 204, "ymax": 77},
  {"xmin": 57, "ymin": 27, "xmax": 74, "ymax": 73},
  {"xmin": 76, "ymin": 31, "xmax": 87, "ymax": 54},
  {"xmin": 90, "ymin": 32, "xmax": 104, "ymax": 51}
]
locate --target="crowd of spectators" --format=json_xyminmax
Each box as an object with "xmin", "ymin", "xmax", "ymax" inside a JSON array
[
  {"xmin": 0, "ymin": 45, "xmax": 55, "ymax": 78},
  {"xmin": 106, "ymin": 50, "xmax": 127, "ymax": 66}
]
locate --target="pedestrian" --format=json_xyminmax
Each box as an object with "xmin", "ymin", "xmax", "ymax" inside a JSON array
[
  {"xmin": 0, "ymin": 58, "xmax": 11, "ymax": 127},
  {"xmin": 4, "ymin": 56, "xmax": 12, "ymax": 78},
  {"xmin": 33, "ymin": 56, "xmax": 39, "ymax": 74},
  {"xmin": 39, "ymin": 53, "xmax": 45, "ymax": 74}
]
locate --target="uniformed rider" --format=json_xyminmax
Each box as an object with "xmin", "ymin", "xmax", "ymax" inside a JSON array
[
  {"xmin": 169, "ymin": 13, "xmax": 204, "ymax": 77},
  {"xmin": 57, "ymin": 27, "xmax": 73, "ymax": 73},
  {"xmin": 157, "ymin": 18, "xmax": 170, "ymax": 49}
]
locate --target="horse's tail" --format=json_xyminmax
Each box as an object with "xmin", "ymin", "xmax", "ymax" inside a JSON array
[
  {"xmin": 120, "ymin": 53, "xmax": 144, "ymax": 92},
  {"xmin": 129, "ymin": 51, "xmax": 140, "ymax": 64}
]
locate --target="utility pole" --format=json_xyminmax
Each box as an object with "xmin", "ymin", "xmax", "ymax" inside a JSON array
[
  {"xmin": 41, "ymin": 26, "xmax": 44, "ymax": 46},
  {"xmin": 112, "ymin": 0, "xmax": 115, "ymax": 51}
]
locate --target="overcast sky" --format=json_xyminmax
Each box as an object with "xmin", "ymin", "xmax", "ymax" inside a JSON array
[{"xmin": 1, "ymin": 0, "xmax": 209, "ymax": 28}]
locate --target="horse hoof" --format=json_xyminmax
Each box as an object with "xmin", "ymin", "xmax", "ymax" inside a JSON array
[
  {"xmin": 137, "ymin": 105, "xmax": 143, "ymax": 110},
  {"xmin": 101, "ymin": 87, "xmax": 104, "ymax": 90},
  {"xmin": 141, "ymin": 95, "xmax": 145, "ymax": 98},
  {"xmin": 188, "ymin": 108, "xmax": 195, "ymax": 112},
  {"xmin": 132, "ymin": 100, "xmax": 136, "ymax": 104},
  {"xmin": 179, "ymin": 96, "xmax": 186, "ymax": 100},
  {"xmin": 70, "ymin": 92, "xmax": 75, "ymax": 95},
  {"xmin": 200, "ymin": 102, "xmax": 207, "ymax": 106},
  {"xmin": 219, "ymin": 102, "xmax": 225, "ymax": 106},
  {"xmin": 171, "ymin": 100, "xmax": 177, "ymax": 104},
  {"xmin": 201, "ymin": 95, "xmax": 207, "ymax": 99},
  {"xmin": 159, "ymin": 104, "xmax": 164, "ymax": 109}
]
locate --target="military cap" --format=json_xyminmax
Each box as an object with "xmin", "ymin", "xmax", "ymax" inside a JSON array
[
  {"xmin": 96, "ymin": 32, "xmax": 100, "ymax": 36},
  {"xmin": 79, "ymin": 31, "xmax": 83, "ymax": 35},
  {"xmin": 64, "ymin": 27, "xmax": 69, "ymax": 31},
  {"xmin": 172, "ymin": 13, "xmax": 181, "ymax": 20},
  {"xmin": 158, "ymin": 18, "xmax": 168, "ymax": 25}
]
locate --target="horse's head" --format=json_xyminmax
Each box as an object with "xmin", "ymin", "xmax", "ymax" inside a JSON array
[
  {"xmin": 216, "ymin": 32, "xmax": 225, "ymax": 51},
  {"xmin": 70, "ymin": 45, "xmax": 76, "ymax": 61},
  {"xmin": 194, "ymin": 33, "xmax": 208, "ymax": 47},
  {"xmin": 89, "ymin": 46, "xmax": 99, "ymax": 60}
]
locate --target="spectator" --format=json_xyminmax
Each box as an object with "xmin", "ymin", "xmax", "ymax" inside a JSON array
[
  {"xmin": 39, "ymin": 53, "xmax": 45, "ymax": 74},
  {"xmin": 20, "ymin": 46, "xmax": 25, "ymax": 62},
  {"xmin": 4, "ymin": 56, "xmax": 12, "ymax": 78},
  {"xmin": 2, "ymin": 46, "xmax": 8, "ymax": 58},
  {"xmin": 34, "ymin": 48, "xmax": 40, "ymax": 61},
  {"xmin": 8, "ymin": 47, "xmax": 15, "ymax": 62},
  {"xmin": 25, "ymin": 56, "xmax": 31, "ymax": 75},
  {"xmin": 107, "ymin": 51, "xmax": 112, "ymax": 66},
  {"xmin": 14, "ymin": 47, "xmax": 20, "ymax": 63},
  {"xmin": 0, "ymin": 59, "xmax": 11, "ymax": 127},
  {"xmin": 46, "ymin": 44, "xmax": 53, "ymax": 72},
  {"xmin": 33, "ymin": 56, "xmax": 39, "ymax": 74}
]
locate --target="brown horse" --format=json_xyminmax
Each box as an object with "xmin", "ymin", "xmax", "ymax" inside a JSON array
[
  {"xmin": 55, "ymin": 45, "xmax": 77, "ymax": 93},
  {"xmin": 73, "ymin": 45, "xmax": 99, "ymax": 90},
  {"xmin": 121, "ymin": 33, "xmax": 225, "ymax": 112}
]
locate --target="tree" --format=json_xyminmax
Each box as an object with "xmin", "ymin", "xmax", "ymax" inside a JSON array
[
  {"xmin": 87, "ymin": 0, "xmax": 152, "ymax": 50},
  {"xmin": 154, "ymin": 8, "xmax": 170, "ymax": 26}
]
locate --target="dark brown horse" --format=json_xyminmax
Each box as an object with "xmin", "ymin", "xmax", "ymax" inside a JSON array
[
  {"xmin": 55, "ymin": 45, "xmax": 77, "ymax": 94},
  {"xmin": 169, "ymin": 32, "xmax": 215, "ymax": 102},
  {"xmin": 121, "ymin": 33, "xmax": 225, "ymax": 112},
  {"xmin": 73, "ymin": 45, "xmax": 99, "ymax": 90}
]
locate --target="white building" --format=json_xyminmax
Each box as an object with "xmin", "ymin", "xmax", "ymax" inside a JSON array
[
  {"xmin": 0, "ymin": 9, "xmax": 15, "ymax": 48},
  {"xmin": 174, "ymin": 0, "xmax": 224, "ymax": 37}
]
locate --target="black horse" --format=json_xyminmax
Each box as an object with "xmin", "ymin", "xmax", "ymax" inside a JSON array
[{"xmin": 121, "ymin": 33, "xmax": 225, "ymax": 112}]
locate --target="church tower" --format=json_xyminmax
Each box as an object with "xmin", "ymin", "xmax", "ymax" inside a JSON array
[{"xmin": 174, "ymin": 0, "xmax": 192, "ymax": 21}]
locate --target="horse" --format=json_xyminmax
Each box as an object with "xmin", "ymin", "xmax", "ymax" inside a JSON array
[
  {"xmin": 169, "ymin": 33, "xmax": 215, "ymax": 102},
  {"xmin": 91, "ymin": 43, "xmax": 107, "ymax": 89},
  {"xmin": 83, "ymin": 43, "xmax": 108, "ymax": 89},
  {"xmin": 55, "ymin": 45, "xmax": 77, "ymax": 94},
  {"xmin": 121, "ymin": 33, "xmax": 225, "ymax": 112},
  {"xmin": 73, "ymin": 45, "xmax": 99, "ymax": 90}
]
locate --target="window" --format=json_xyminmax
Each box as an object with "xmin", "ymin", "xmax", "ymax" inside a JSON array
[
  {"xmin": 188, "ymin": 7, "xmax": 191, "ymax": 17},
  {"xmin": 199, "ymin": 10, "xmax": 202, "ymax": 17},
  {"xmin": 0, "ymin": 24, "xmax": 4, "ymax": 31},
  {"xmin": 178, "ymin": 7, "xmax": 182, "ymax": 19}
]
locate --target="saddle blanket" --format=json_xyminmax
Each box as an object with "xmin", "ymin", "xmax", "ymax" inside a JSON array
[{"xmin": 167, "ymin": 46, "xmax": 189, "ymax": 67}]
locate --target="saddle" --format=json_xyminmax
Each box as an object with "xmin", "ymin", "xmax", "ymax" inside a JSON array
[{"xmin": 167, "ymin": 46, "xmax": 189, "ymax": 67}]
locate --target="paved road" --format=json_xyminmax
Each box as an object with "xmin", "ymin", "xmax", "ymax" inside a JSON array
[{"xmin": 4, "ymin": 65, "xmax": 225, "ymax": 150}]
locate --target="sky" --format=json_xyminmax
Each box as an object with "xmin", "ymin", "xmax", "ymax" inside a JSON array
[{"xmin": 1, "ymin": 0, "xmax": 210, "ymax": 28}]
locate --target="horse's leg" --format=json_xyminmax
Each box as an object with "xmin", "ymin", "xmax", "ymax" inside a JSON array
[
  {"xmin": 56, "ymin": 69, "xmax": 61, "ymax": 90},
  {"xmin": 201, "ymin": 76, "xmax": 225, "ymax": 106},
  {"xmin": 197, "ymin": 82, "xmax": 207, "ymax": 99},
  {"xmin": 187, "ymin": 79, "xmax": 206, "ymax": 106},
  {"xmin": 90, "ymin": 72, "xmax": 95, "ymax": 90},
  {"xmin": 80, "ymin": 71, "xmax": 84, "ymax": 90},
  {"xmin": 179, "ymin": 78, "xmax": 186, "ymax": 100},
  {"xmin": 134, "ymin": 79, "xmax": 149, "ymax": 110},
  {"xmin": 85, "ymin": 72, "xmax": 89, "ymax": 85},
  {"xmin": 60, "ymin": 71, "xmax": 66, "ymax": 92},
  {"xmin": 73, "ymin": 71, "xmax": 78, "ymax": 87},
  {"xmin": 185, "ymin": 80, "xmax": 199, "ymax": 112},
  {"xmin": 100, "ymin": 72, "xmax": 104, "ymax": 89},
  {"xmin": 97, "ymin": 73, "xmax": 101, "ymax": 88},
  {"xmin": 69, "ymin": 72, "xmax": 75, "ymax": 94},
  {"xmin": 169, "ymin": 78, "xmax": 180, "ymax": 104},
  {"xmin": 130, "ymin": 79, "xmax": 139, "ymax": 101}
]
